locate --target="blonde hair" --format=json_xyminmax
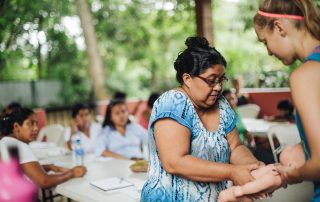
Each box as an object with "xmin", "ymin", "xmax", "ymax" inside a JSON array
[{"xmin": 254, "ymin": 0, "xmax": 320, "ymax": 40}]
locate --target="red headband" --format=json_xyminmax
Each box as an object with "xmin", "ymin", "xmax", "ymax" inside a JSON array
[{"xmin": 258, "ymin": 10, "xmax": 304, "ymax": 20}]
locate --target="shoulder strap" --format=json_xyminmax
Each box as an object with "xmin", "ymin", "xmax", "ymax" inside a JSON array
[{"xmin": 305, "ymin": 45, "xmax": 320, "ymax": 62}]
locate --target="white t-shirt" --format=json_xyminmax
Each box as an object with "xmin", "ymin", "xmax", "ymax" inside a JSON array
[
  {"xmin": 64, "ymin": 122, "xmax": 102, "ymax": 153},
  {"xmin": 0, "ymin": 136, "xmax": 38, "ymax": 164}
]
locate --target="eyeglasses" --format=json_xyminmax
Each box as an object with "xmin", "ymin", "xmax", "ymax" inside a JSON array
[{"xmin": 195, "ymin": 75, "xmax": 228, "ymax": 87}]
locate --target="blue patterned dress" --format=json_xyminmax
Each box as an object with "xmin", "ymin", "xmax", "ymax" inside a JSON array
[
  {"xmin": 141, "ymin": 90, "xmax": 237, "ymax": 202},
  {"xmin": 296, "ymin": 45, "xmax": 320, "ymax": 202}
]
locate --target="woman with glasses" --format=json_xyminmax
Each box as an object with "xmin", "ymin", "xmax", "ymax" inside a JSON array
[{"xmin": 141, "ymin": 37, "xmax": 263, "ymax": 202}]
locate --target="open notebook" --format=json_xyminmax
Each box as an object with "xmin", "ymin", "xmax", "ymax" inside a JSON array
[{"xmin": 90, "ymin": 177, "xmax": 134, "ymax": 191}]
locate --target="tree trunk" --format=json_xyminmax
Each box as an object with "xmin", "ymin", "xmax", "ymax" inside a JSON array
[
  {"xmin": 150, "ymin": 60, "xmax": 157, "ymax": 91},
  {"xmin": 195, "ymin": 0, "xmax": 214, "ymax": 46},
  {"xmin": 37, "ymin": 43, "xmax": 42, "ymax": 79},
  {"xmin": 0, "ymin": 58, "xmax": 3, "ymax": 80},
  {"xmin": 75, "ymin": 0, "xmax": 107, "ymax": 101},
  {"xmin": 37, "ymin": 16, "xmax": 43, "ymax": 79}
]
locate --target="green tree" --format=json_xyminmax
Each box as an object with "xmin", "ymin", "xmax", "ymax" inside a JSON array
[
  {"xmin": 3, "ymin": 0, "xmax": 315, "ymax": 107},
  {"xmin": 0, "ymin": 0, "xmax": 94, "ymax": 104},
  {"xmin": 92, "ymin": 0, "xmax": 195, "ymax": 97}
]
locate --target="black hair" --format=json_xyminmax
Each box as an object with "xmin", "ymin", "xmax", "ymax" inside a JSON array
[
  {"xmin": 71, "ymin": 103, "xmax": 89, "ymax": 118},
  {"xmin": 277, "ymin": 100, "xmax": 294, "ymax": 113},
  {"xmin": 7, "ymin": 102, "xmax": 22, "ymax": 111},
  {"xmin": 147, "ymin": 92, "xmax": 160, "ymax": 108},
  {"xmin": 174, "ymin": 36, "xmax": 227, "ymax": 85},
  {"xmin": 102, "ymin": 99, "xmax": 130, "ymax": 128},
  {"xmin": 222, "ymin": 89, "xmax": 232, "ymax": 97},
  {"xmin": 1, "ymin": 102, "xmax": 22, "ymax": 115},
  {"xmin": 113, "ymin": 91, "xmax": 127, "ymax": 101},
  {"xmin": 0, "ymin": 108, "xmax": 34, "ymax": 136}
]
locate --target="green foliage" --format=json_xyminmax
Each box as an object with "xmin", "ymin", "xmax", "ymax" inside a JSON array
[
  {"xmin": 93, "ymin": 0, "xmax": 195, "ymax": 97},
  {"xmin": 1, "ymin": 0, "xmax": 313, "ymax": 107},
  {"xmin": 0, "ymin": 0, "xmax": 91, "ymax": 104},
  {"xmin": 0, "ymin": 0, "xmax": 197, "ymax": 103}
]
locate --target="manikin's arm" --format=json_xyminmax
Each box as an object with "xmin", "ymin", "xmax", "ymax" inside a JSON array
[
  {"xmin": 233, "ymin": 169, "xmax": 282, "ymax": 196},
  {"xmin": 218, "ymin": 165, "xmax": 282, "ymax": 202},
  {"xmin": 230, "ymin": 145, "xmax": 306, "ymax": 200}
]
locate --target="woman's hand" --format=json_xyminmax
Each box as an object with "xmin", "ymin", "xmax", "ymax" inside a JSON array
[
  {"xmin": 71, "ymin": 119, "xmax": 80, "ymax": 134},
  {"xmin": 275, "ymin": 164, "xmax": 301, "ymax": 186},
  {"xmin": 71, "ymin": 166, "xmax": 87, "ymax": 178},
  {"xmin": 231, "ymin": 163, "xmax": 259, "ymax": 186}
]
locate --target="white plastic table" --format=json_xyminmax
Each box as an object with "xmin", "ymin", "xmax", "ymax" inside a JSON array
[
  {"xmin": 242, "ymin": 118, "xmax": 277, "ymax": 137},
  {"xmin": 39, "ymin": 154, "xmax": 147, "ymax": 202}
]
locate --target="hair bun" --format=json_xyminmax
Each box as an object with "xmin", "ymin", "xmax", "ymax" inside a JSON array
[
  {"xmin": 0, "ymin": 114, "xmax": 11, "ymax": 135},
  {"xmin": 185, "ymin": 36, "xmax": 210, "ymax": 49}
]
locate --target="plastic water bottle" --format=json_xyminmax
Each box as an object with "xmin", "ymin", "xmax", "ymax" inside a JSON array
[
  {"xmin": 0, "ymin": 145, "xmax": 37, "ymax": 202},
  {"xmin": 71, "ymin": 131, "xmax": 82, "ymax": 166},
  {"xmin": 74, "ymin": 139, "xmax": 84, "ymax": 166}
]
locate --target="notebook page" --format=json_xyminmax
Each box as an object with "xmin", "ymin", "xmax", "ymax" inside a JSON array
[{"xmin": 90, "ymin": 177, "xmax": 134, "ymax": 191}]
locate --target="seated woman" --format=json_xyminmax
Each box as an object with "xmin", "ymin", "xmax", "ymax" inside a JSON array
[
  {"xmin": 218, "ymin": 143, "xmax": 305, "ymax": 202},
  {"xmin": 0, "ymin": 108, "xmax": 87, "ymax": 189},
  {"xmin": 95, "ymin": 99, "xmax": 148, "ymax": 160},
  {"xmin": 65, "ymin": 103, "xmax": 102, "ymax": 153}
]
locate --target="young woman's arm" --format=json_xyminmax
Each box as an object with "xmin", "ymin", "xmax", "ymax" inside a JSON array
[
  {"xmin": 66, "ymin": 138, "xmax": 73, "ymax": 151},
  {"xmin": 21, "ymin": 162, "xmax": 86, "ymax": 189},
  {"xmin": 42, "ymin": 164, "xmax": 70, "ymax": 173},
  {"xmin": 66, "ymin": 119, "xmax": 81, "ymax": 150},
  {"xmin": 42, "ymin": 164, "xmax": 54, "ymax": 172},
  {"xmin": 286, "ymin": 62, "xmax": 320, "ymax": 183},
  {"xmin": 101, "ymin": 150, "xmax": 128, "ymax": 159},
  {"xmin": 154, "ymin": 118, "xmax": 258, "ymax": 185}
]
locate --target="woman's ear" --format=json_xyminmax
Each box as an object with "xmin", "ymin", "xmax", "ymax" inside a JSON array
[
  {"xmin": 182, "ymin": 73, "xmax": 192, "ymax": 88},
  {"xmin": 274, "ymin": 20, "xmax": 287, "ymax": 37},
  {"xmin": 13, "ymin": 122, "xmax": 20, "ymax": 134}
]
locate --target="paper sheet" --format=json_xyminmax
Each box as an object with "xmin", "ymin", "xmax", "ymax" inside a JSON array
[{"xmin": 90, "ymin": 177, "xmax": 134, "ymax": 191}]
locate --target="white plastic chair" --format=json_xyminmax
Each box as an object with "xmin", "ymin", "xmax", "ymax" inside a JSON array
[
  {"xmin": 267, "ymin": 123, "xmax": 301, "ymax": 163},
  {"xmin": 37, "ymin": 124, "xmax": 65, "ymax": 147},
  {"xmin": 237, "ymin": 104, "xmax": 261, "ymax": 118}
]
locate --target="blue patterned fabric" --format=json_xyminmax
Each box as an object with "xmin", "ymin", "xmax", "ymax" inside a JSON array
[
  {"xmin": 141, "ymin": 90, "xmax": 237, "ymax": 202},
  {"xmin": 297, "ymin": 45, "xmax": 320, "ymax": 202}
]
